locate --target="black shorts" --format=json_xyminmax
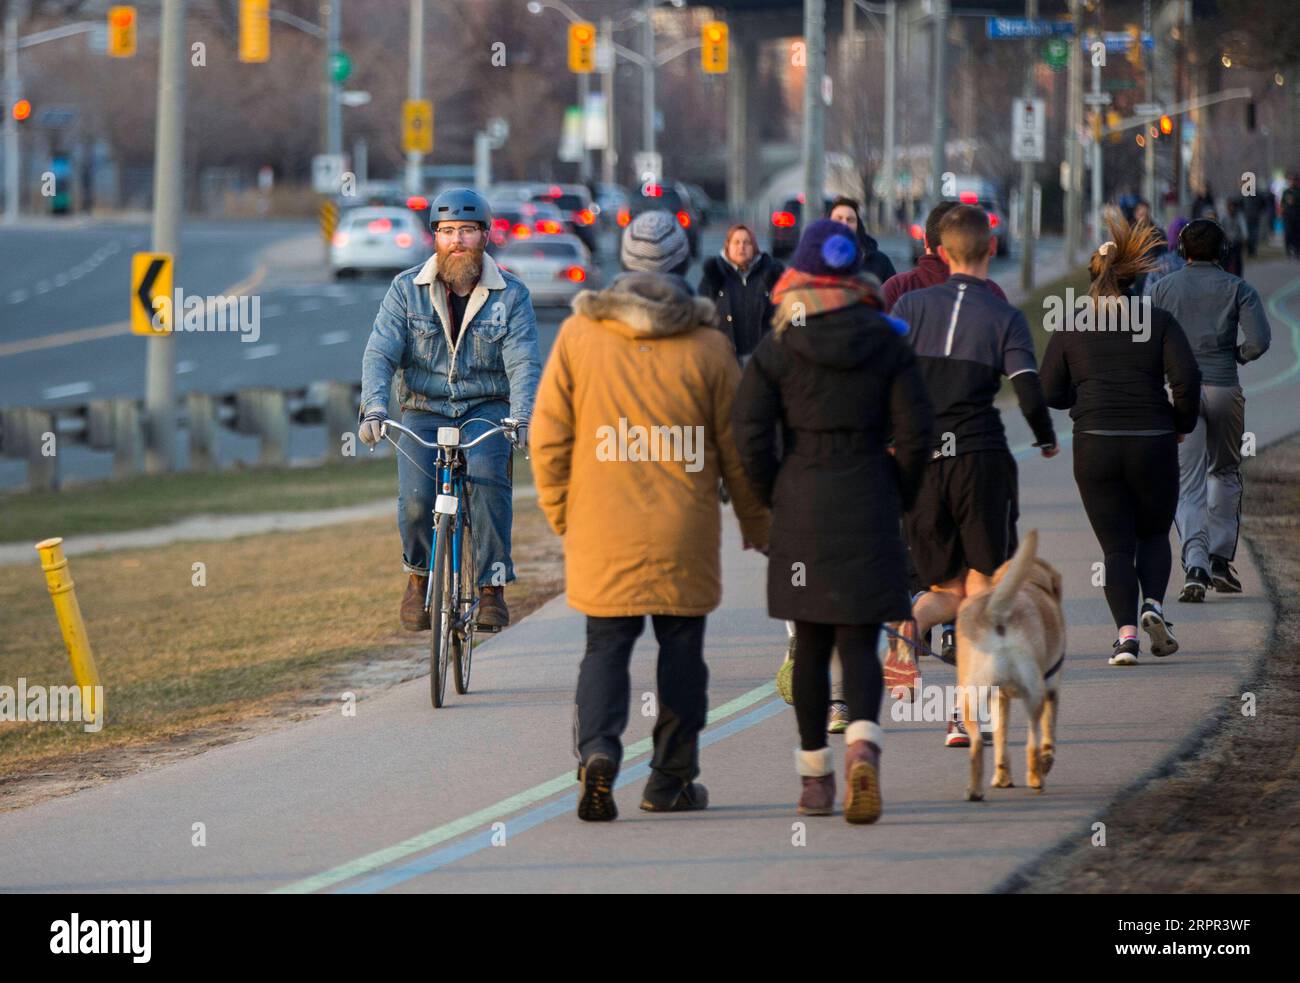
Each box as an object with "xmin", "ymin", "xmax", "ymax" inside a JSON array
[{"xmin": 903, "ymin": 449, "xmax": 1019, "ymax": 586}]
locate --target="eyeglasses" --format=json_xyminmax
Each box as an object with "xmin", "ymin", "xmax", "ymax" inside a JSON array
[{"xmin": 434, "ymin": 225, "xmax": 483, "ymax": 239}]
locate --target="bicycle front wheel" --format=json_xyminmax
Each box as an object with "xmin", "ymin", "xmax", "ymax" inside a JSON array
[
  {"xmin": 453, "ymin": 513, "xmax": 475, "ymax": 695},
  {"xmin": 429, "ymin": 512, "xmax": 454, "ymax": 709}
]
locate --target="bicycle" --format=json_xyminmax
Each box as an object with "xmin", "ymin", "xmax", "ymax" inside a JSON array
[{"xmin": 380, "ymin": 416, "xmax": 527, "ymax": 709}]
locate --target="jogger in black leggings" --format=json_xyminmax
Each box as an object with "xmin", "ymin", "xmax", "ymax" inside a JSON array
[
  {"xmin": 792, "ymin": 623, "xmax": 883, "ymax": 752},
  {"xmin": 1073, "ymin": 433, "xmax": 1179, "ymax": 628},
  {"xmin": 1041, "ymin": 215, "xmax": 1201, "ymax": 666}
]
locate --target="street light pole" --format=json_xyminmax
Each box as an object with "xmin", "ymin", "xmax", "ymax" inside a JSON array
[
  {"xmin": 144, "ymin": 0, "xmax": 188, "ymax": 474},
  {"xmin": 1064, "ymin": 0, "xmax": 1083, "ymax": 264},
  {"xmin": 802, "ymin": 0, "xmax": 826, "ymax": 214},
  {"xmin": 601, "ymin": 14, "xmax": 615, "ymax": 185},
  {"xmin": 1019, "ymin": 0, "xmax": 1037, "ymax": 291},
  {"xmin": 3, "ymin": 0, "xmax": 23, "ymax": 226},
  {"xmin": 929, "ymin": 0, "xmax": 950, "ymax": 201},
  {"xmin": 405, "ymin": 0, "xmax": 424, "ymax": 195},
  {"xmin": 882, "ymin": 0, "xmax": 897, "ymax": 231},
  {"xmin": 322, "ymin": 0, "xmax": 342, "ymax": 157},
  {"xmin": 641, "ymin": 0, "xmax": 655, "ymax": 164}
]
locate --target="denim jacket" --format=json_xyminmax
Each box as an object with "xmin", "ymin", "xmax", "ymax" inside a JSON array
[{"xmin": 360, "ymin": 251, "xmax": 541, "ymax": 422}]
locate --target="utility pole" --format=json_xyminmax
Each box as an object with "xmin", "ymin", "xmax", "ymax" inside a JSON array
[
  {"xmin": 144, "ymin": 0, "xmax": 187, "ymax": 474},
  {"xmin": 3, "ymin": 0, "xmax": 22, "ymax": 225},
  {"xmin": 883, "ymin": 0, "xmax": 897, "ymax": 231},
  {"xmin": 600, "ymin": 14, "xmax": 615, "ymax": 185},
  {"xmin": 323, "ymin": 0, "xmax": 342, "ymax": 157},
  {"xmin": 1018, "ymin": 0, "xmax": 1037, "ymax": 291},
  {"xmin": 1090, "ymin": 53, "xmax": 1103, "ymax": 244},
  {"xmin": 802, "ymin": 0, "xmax": 826, "ymax": 214},
  {"xmin": 929, "ymin": 0, "xmax": 949, "ymax": 201},
  {"xmin": 641, "ymin": 0, "xmax": 655, "ymax": 163},
  {"xmin": 1142, "ymin": 0, "xmax": 1155, "ymax": 208},
  {"xmin": 1064, "ymin": 0, "xmax": 1083, "ymax": 264},
  {"xmin": 1176, "ymin": 0, "xmax": 1190, "ymax": 214},
  {"xmin": 405, "ymin": 0, "xmax": 423, "ymax": 195},
  {"xmin": 578, "ymin": 70, "xmax": 591, "ymax": 183}
]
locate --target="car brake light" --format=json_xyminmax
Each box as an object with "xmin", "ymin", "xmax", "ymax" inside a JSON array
[
  {"xmin": 910, "ymin": 223, "xmax": 924, "ymax": 240},
  {"xmin": 406, "ymin": 195, "xmax": 428, "ymax": 210},
  {"xmin": 367, "ymin": 218, "xmax": 392, "ymax": 233},
  {"xmin": 536, "ymin": 219, "xmax": 562, "ymax": 234},
  {"xmin": 576, "ymin": 209, "xmax": 595, "ymax": 225},
  {"xmin": 988, "ymin": 213, "xmax": 1000, "ymax": 229},
  {"xmin": 395, "ymin": 232, "xmax": 413, "ymax": 248},
  {"xmin": 560, "ymin": 266, "xmax": 587, "ymax": 283},
  {"xmin": 772, "ymin": 210, "xmax": 796, "ymax": 228},
  {"xmin": 513, "ymin": 223, "xmax": 532, "ymax": 238},
  {"xmin": 617, "ymin": 208, "xmax": 630, "ymax": 227},
  {"xmin": 332, "ymin": 231, "xmax": 349, "ymax": 247},
  {"xmin": 676, "ymin": 210, "xmax": 691, "ymax": 228},
  {"xmin": 549, "ymin": 184, "xmax": 563, "ymax": 198},
  {"xmin": 491, "ymin": 217, "xmax": 509, "ymax": 232},
  {"xmin": 644, "ymin": 183, "xmax": 662, "ymax": 197},
  {"xmin": 958, "ymin": 191, "xmax": 978, "ymax": 204}
]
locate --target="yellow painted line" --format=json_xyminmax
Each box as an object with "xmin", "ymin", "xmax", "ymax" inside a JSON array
[{"xmin": 0, "ymin": 263, "xmax": 267, "ymax": 359}]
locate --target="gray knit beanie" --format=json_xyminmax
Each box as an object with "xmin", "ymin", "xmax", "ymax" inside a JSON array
[{"xmin": 620, "ymin": 210, "xmax": 691, "ymax": 275}]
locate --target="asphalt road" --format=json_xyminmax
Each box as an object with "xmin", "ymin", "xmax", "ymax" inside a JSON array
[{"xmin": 0, "ymin": 251, "xmax": 1295, "ymax": 893}]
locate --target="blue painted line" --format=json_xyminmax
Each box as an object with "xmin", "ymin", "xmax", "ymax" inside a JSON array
[{"xmin": 336, "ymin": 698, "xmax": 789, "ymax": 893}]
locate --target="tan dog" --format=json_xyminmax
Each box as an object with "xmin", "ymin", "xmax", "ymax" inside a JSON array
[{"xmin": 954, "ymin": 529, "xmax": 1065, "ymax": 801}]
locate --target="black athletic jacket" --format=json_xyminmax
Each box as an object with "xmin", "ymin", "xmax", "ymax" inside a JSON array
[{"xmin": 892, "ymin": 274, "xmax": 1056, "ymax": 456}]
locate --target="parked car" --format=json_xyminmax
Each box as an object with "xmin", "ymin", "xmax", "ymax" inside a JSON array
[
  {"xmin": 494, "ymin": 235, "xmax": 593, "ymax": 307},
  {"xmin": 618, "ymin": 182, "xmax": 700, "ymax": 257},
  {"xmin": 331, "ymin": 207, "xmax": 433, "ymax": 280},
  {"xmin": 769, "ymin": 195, "xmax": 833, "ymax": 260}
]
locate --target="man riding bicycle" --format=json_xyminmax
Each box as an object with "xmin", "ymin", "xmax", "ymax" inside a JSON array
[{"xmin": 358, "ymin": 188, "xmax": 541, "ymax": 631}]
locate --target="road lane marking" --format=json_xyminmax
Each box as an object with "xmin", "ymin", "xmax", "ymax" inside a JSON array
[
  {"xmin": 42, "ymin": 381, "xmax": 93, "ymax": 400},
  {"xmin": 260, "ymin": 303, "xmax": 285, "ymax": 318},
  {"xmin": 176, "ymin": 360, "xmax": 195, "ymax": 374},
  {"xmin": 318, "ymin": 331, "xmax": 350, "ymax": 346},
  {"xmin": 270, "ymin": 681, "xmax": 779, "ymax": 894},
  {"xmin": 243, "ymin": 344, "xmax": 280, "ymax": 360},
  {"xmin": 338, "ymin": 698, "xmax": 790, "ymax": 894},
  {"xmin": 0, "ymin": 263, "xmax": 266, "ymax": 359}
]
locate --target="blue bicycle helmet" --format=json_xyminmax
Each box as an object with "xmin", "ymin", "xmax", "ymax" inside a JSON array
[{"xmin": 429, "ymin": 188, "xmax": 492, "ymax": 230}]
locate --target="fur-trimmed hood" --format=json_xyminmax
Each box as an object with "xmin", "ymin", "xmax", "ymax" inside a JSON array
[{"xmin": 571, "ymin": 271, "xmax": 714, "ymax": 339}]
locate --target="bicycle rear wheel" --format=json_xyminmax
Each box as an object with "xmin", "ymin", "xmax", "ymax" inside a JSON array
[
  {"xmin": 429, "ymin": 512, "xmax": 454, "ymax": 709},
  {"xmin": 453, "ymin": 513, "xmax": 476, "ymax": 695}
]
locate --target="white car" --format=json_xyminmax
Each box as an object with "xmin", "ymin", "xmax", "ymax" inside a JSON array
[
  {"xmin": 331, "ymin": 207, "xmax": 432, "ymax": 279},
  {"xmin": 494, "ymin": 235, "xmax": 593, "ymax": 307}
]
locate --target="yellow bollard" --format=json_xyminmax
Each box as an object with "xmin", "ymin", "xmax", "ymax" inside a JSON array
[{"xmin": 35, "ymin": 537, "xmax": 103, "ymax": 723}]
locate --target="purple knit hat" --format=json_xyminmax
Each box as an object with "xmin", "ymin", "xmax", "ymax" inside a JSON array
[{"xmin": 790, "ymin": 219, "xmax": 861, "ymax": 276}]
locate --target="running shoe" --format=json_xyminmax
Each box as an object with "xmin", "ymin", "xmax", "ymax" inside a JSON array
[
  {"xmin": 1139, "ymin": 599, "xmax": 1179, "ymax": 657},
  {"xmin": 1210, "ymin": 556, "xmax": 1243, "ymax": 593},
  {"xmin": 1109, "ymin": 637, "xmax": 1140, "ymax": 666},
  {"xmin": 884, "ymin": 619, "xmax": 920, "ymax": 701},
  {"xmin": 1179, "ymin": 566, "xmax": 1210, "ymax": 603},
  {"xmin": 944, "ymin": 715, "xmax": 970, "ymax": 748},
  {"xmin": 828, "ymin": 701, "xmax": 849, "ymax": 734},
  {"xmin": 940, "ymin": 624, "xmax": 956, "ymax": 664},
  {"xmin": 775, "ymin": 656, "xmax": 795, "ymax": 706},
  {"xmin": 577, "ymin": 754, "xmax": 618, "ymax": 822}
]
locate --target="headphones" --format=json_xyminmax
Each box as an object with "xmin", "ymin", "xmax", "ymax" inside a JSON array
[{"xmin": 1177, "ymin": 218, "xmax": 1228, "ymax": 264}]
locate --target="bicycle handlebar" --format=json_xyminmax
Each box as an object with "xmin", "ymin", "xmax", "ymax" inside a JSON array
[{"xmin": 381, "ymin": 417, "xmax": 525, "ymax": 453}]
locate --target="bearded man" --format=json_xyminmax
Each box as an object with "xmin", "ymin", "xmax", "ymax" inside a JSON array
[{"xmin": 359, "ymin": 188, "xmax": 541, "ymax": 630}]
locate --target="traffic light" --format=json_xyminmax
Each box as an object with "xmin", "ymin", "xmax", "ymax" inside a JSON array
[
  {"xmin": 239, "ymin": 0, "xmax": 270, "ymax": 64},
  {"xmin": 568, "ymin": 22, "xmax": 595, "ymax": 74},
  {"xmin": 1159, "ymin": 114, "xmax": 1173, "ymax": 135},
  {"xmin": 702, "ymin": 21, "xmax": 729, "ymax": 74},
  {"xmin": 11, "ymin": 99, "xmax": 31, "ymax": 122},
  {"xmin": 107, "ymin": 6, "xmax": 136, "ymax": 58}
]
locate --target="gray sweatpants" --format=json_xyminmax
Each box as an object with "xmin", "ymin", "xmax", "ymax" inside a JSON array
[{"xmin": 1176, "ymin": 384, "xmax": 1246, "ymax": 570}]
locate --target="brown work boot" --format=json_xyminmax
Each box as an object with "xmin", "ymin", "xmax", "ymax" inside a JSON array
[
  {"xmin": 400, "ymin": 574, "xmax": 430, "ymax": 631},
  {"xmin": 476, "ymin": 585, "xmax": 508, "ymax": 628},
  {"xmin": 843, "ymin": 740, "xmax": 882, "ymax": 825}
]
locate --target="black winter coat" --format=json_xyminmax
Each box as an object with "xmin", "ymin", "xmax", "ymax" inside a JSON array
[
  {"xmin": 858, "ymin": 230, "xmax": 897, "ymax": 285},
  {"xmin": 697, "ymin": 253, "xmax": 784, "ymax": 357},
  {"xmin": 731, "ymin": 303, "xmax": 934, "ymax": 624}
]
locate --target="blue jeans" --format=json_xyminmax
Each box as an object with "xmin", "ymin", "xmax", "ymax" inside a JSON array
[{"xmin": 396, "ymin": 402, "xmax": 514, "ymax": 586}]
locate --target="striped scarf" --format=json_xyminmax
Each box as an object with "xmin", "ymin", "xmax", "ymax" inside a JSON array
[{"xmin": 770, "ymin": 268, "xmax": 883, "ymax": 334}]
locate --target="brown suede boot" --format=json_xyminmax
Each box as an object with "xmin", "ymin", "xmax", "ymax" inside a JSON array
[
  {"xmin": 844, "ymin": 740, "xmax": 882, "ymax": 825},
  {"xmin": 796, "ymin": 747, "xmax": 835, "ymax": 816},
  {"xmin": 477, "ymin": 585, "xmax": 508, "ymax": 628},
  {"xmin": 400, "ymin": 574, "xmax": 430, "ymax": 631}
]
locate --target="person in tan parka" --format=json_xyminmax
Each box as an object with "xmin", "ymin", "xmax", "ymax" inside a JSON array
[{"xmin": 530, "ymin": 211, "xmax": 770, "ymax": 822}]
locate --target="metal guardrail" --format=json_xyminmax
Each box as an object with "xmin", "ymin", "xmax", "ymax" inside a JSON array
[{"xmin": 0, "ymin": 380, "xmax": 394, "ymax": 492}]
